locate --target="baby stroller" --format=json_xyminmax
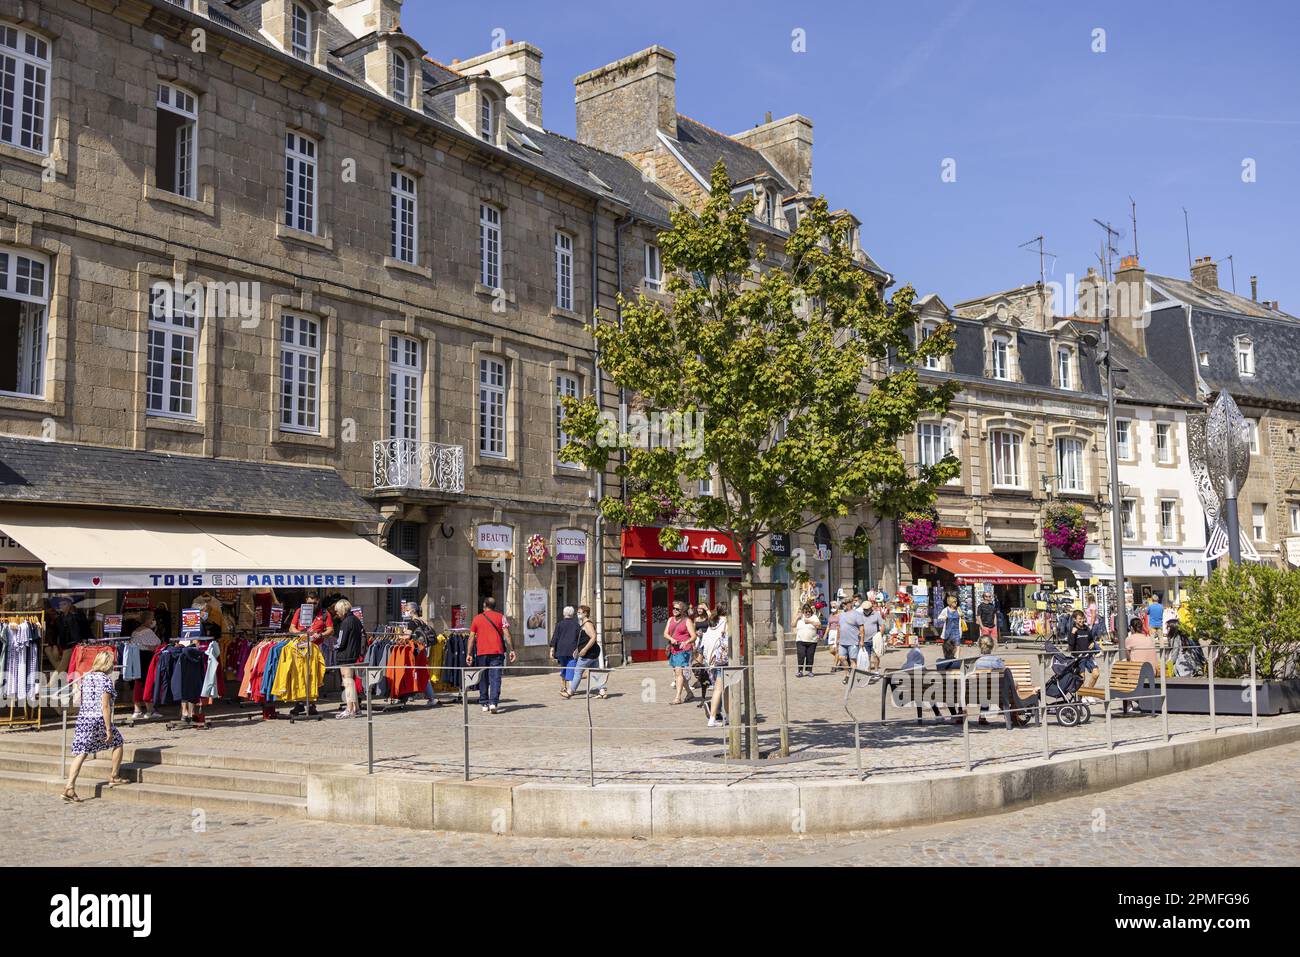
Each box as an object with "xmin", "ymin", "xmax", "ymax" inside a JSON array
[
  {"xmin": 1042, "ymin": 640, "xmax": 1092, "ymax": 727},
  {"xmin": 1169, "ymin": 630, "xmax": 1206, "ymax": 677}
]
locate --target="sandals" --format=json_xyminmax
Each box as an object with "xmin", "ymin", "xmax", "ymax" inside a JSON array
[
  {"xmin": 61, "ymin": 787, "xmax": 82, "ymax": 804},
  {"xmin": 108, "ymin": 777, "xmax": 130, "ymax": 788},
  {"xmin": 559, "ymin": 690, "xmax": 573, "ymax": 699}
]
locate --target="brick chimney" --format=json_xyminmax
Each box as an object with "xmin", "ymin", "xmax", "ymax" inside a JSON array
[
  {"xmin": 1191, "ymin": 255, "xmax": 1219, "ymax": 291},
  {"xmin": 1113, "ymin": 254, "xmax": 1148, "ymax": 355},
  {"xmin": 332, "ymin": 0, "xmax": 404, "ymax": 37},
  {"xmin": 574, "ymin": 46, "xmax": 677, "ymax": 156},
  {"xmin": 455, "ymin": 41, "xmax": 545, "ymax": 129},
  {"xmin": 1250, "ymin": 275, "xmax": 1258, "ymax": 301},
  {"xmin": 732, "ymin": 113, "xmax": 814, "ymax": 193}
]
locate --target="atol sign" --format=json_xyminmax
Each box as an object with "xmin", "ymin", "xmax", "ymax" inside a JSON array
[
  {"xmin": 620, "ymin": 527, "xmax": 753, "ymax": 562},
  {"xmin": 475, "ymin": 524, "xmax": 515, "ymax": 560}
]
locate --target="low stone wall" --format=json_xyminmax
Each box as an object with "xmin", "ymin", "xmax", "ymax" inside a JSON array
[{"xmin": 306, "ymin": 720, "xmax": 1300, "ymax": 837}]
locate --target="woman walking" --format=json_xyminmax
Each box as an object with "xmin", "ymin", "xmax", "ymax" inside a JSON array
[
  {"xmin": 794, "ymin": 602, "xmax": 821, "ymax": 677},
  {"xmin": 700, "ymin": 604, "xmax": 730, "ymax": 727},
  {"xmin": 128, "ymin": 610, "xmax": 162, "ymax": 720},
  {"xmin": 936, "ymin": 594, "xmax": 964, "ymax": 646},
  {"xmin": 63, "ymin": 650, "xmax": 127, "ymax": 802},
  {"xmin": 664, "ymin": 601, "xmax": 696, "ymax": 705},
  {"xmin": 564, "ymin": 605, "xmax": 605, "ymax": 699}
]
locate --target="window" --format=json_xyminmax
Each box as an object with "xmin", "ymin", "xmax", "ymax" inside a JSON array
[
  {"xmin": 990, "ymin": 430, "xmax": 1022, "ymax": 488},
  {"xmin": 479, "ymin": 357, "xmax": 507, "ymax": 457},
  {"xmin": 392, "ymin": 51, "xmax": 410, "ymax": 105},
  {"xmin": 699, "ymin": 476, "xmax": 714, "ymax": 496},
  {"xmin": 390, "ymin": 171, "xmax": 417, "ymax": 264},
  {"xmin": 283, "ymin": 131, "xmax": 318, "ymax": 234},
  {"xmin": 1155, "ymin": 423, "xmax": 1172, "ymax": 463},
  {"xmin": 290, "ymin": 3, "xmax": 313, "ymax": 61},
  {"xmin": 1115, "ymin": 419, "xmax": 1132, "ymax": 460},
  {"xmin": 0, "ymin": 25, "xmax": 50, "ymax": 153},
  {"xmin": 1247, "ymin": 419, "xmax": 1260, "ymax": 455},
  {"xmin": 279, "ymin": 314, "xmax": 319, "ymax": 433},
  {"xmin": 1057, "ymin": 347, "xmax": 1073, "ymax": 390},
  {"xmin": 1198, "ymin": 351, "xmax": 1210, "ymax": 367},
  {"xmin": 478, "ymin": 204, "xmax": 501, "ymax": 289},
  {"xmin": 146, "ymin": 282, "xmax": 201, "ymax": 418},
  {"xmin": 783, "ymin": 204, "xmax": 799, "ymax": 230},
  {"xmin": 1160, "ymin": 500, "xmax": 1176, "ymax": 542},
  {"xmin": 1291, "ymin": 503, "xmax": 1300, "ymax": 535},
  {"xmin": 1237, "ymin": 337, "xmax": 1255, "ymax": 376},
  {"xmin": 763, "ymin": 188, "xmax": 776, "ymax": 227},
  {"xmin": 387, "ymin": 335, "xmax": 421, "ymax": 442},
  {"xmin": 0, "ymin": 247, "xmax": 48, "ymax": 397},
  {"xmin": 1055, "ymin": 437, "xmax": 1085, "ymax": 493},
  {"xmin": 1121, "ymin": 499, "xmax": 1137, "ymax": 540},
  {"xmin": 920, "ymin": 322, "xmax": 941, "ymax": 370},
  {"xmin": 644, "ymin": 244, "xmax": 662, "ymax": 292},
  {"xmin": 917, "ymin": 422, "xmax": 953, "ymax": 469},
  {"xmin": 154, "ymin": 84, "xmax": 198, "ymax": 199},
  {"xmin": 554, "ymin": 232, "xmax": 573, "ymax": 312},
  {"xmin": 555, "ymin": 373, "xmax": 581, "ymax": 466},
  {"xmin": 478, "ymin": 92, "xmax": 496, "ymax": 142},
  {"xmin": 991, "ymin": 335, "xmax": 1011, "ymax": 380},
  {"xmin": 1252, "ymin": 503, "xmax": 1268, "ymax": 542}
]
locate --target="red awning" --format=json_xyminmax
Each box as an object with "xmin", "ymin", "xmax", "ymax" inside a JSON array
[{"xmin": 911, "ymin": 550, "xmax": 1041, "ymax": 585}]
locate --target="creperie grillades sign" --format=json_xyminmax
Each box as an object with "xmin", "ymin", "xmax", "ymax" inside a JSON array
[{"xmin": 621, "ymin": 527, "xmax": 754, "ymax": 562}]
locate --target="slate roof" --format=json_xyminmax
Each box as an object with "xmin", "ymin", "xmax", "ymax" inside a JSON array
[
  {"xmin": 1189, "ymin": 309, "xmax": 1300, "ymax": 406},
  {"xmin": 912, "ymin": 317, "xmax": 1104, "ymax": 398},
  {"xmin": 1109, "ymin": 336, "xmax": 1197, "ymax": 408},
  {"xmin": 0, "ymin": 437, "xmax": 380, "ymax": 523},
  {"xmin": 1148, "ymin": 273, "xmax": 1298, "ymax": 323},
  {"xmin": 671, "ymin": 116, "xmax": 793, "ymax": 193}
]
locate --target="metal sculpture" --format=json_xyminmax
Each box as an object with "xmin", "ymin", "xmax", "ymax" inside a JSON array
[{"xmin": 1188, "ymin": 390, "xmax": 1256, "ymax": 562}]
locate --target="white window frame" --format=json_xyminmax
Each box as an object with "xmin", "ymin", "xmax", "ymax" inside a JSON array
[
  {"xmin": 478, "ymin": 204, "xmax": 501, "ymax": 289},
  {"xmin": 1160, "ymin": 499, "xmax": 1177, "ymax": 542},
  {"xmin": 284, "ymin": 131, "xmax": 318, "ymax": 234},
  {"xmin": 1247, "ymin": 419, "xmax": 1260, "ymax": 455},
  {"xmin": 1115, "ymin": 418, "xmax": 1132, "ymax": 461},
  {"xmin": 554, "ymin": 231, "xmax": 574, "ymax": 312},
  {"xmin": 0, "ymin": 24, "xmax": 50, "ymax": 154},
  {"xmin": 1121, "ymin": 499, "xmax": 1137, "ymax": 540},
  {"xmin": 387, "ymin": 334, "xmax": 421, "ymax": 443},
  {"xmin": 0, "ymin": 246, "xmax": 49, "ymax": 399},
  {"xmin": 479, "ymin": 92, "xmax": 496, "ymax": 142},
  {"xmin": 990, "ymin": 429, "xmax": 1022, "ymax": 489},
  {"xmin": 920, "ymin": 322, "xmax": 941, "ymax": 370},
  {"xmin": 1055, "ymin": 436, "xmax": 1085, "ymax": 493},
  {"xmin": 390, "ymin": 170, "xmax": 418, "ymax": 264},
  {"xmin": 1252, "ymin": 503, "xmax": 1268, "ymax": 542},
  {"xmin": 1290, "ymin": 503, "xmax": 1300, "ymax": 535},
  {"xmin": 1057, "ymin": 346, "xmax": 1074, "ymax": 390},
  {"xmin": 555, "ymin": 372, "xmax": 581, "ymax": 468},
  {"xmin": 699, "ymin": 476, "xmax": 714, "ymax": 497},
  {"xmin": 1155, "ymin": 422, "xmax": 1172, "ymax": 464},
  {"xmin": 146, "ymin": 282, "xmax": 202, "ymax": 420},
  {"xmin": 917, "ymin": 421, "xmax": 953, "ymax": 470},
  {"xmin": 279, "ymin": 314, "xmax": 320, "ymax": 434},
  {"xmin": 1237, "ymin": 337, "xmax": 1255, "ymax": 377},
  {"xmin": 644, "ymin": 243, "xmax": 662, "ymax": 293},
  {"xmin": 392, "ymin": 51, "xmax": 410, "ymax": 105},
  {"xmin": 991, "ymin": 335, "xmax": 1011, "ymax": 380},
  {"xmin": 156, "ymin": 82, "xmax": 198, "ymax": 200},
  {"xmin": 290, "ymin": 3, "xmax": 313, "ymax": 61},
  {"xmin": 479, "ymin": 357, "xmax": 507, "ymax": 458}
]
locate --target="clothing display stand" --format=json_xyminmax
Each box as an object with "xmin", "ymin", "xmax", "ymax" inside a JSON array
[{"xmin": 0, "ymin": 612, "xmax": 45, "ymax": 730}]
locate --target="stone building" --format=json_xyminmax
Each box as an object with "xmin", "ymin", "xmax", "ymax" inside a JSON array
[{"xmin": 0, "ymin": 0, "xmax": 685, "ymax": 662}]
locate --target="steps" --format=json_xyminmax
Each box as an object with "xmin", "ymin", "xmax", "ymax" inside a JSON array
[{"xmin": 0, "ymin": 741, "xmax": 312, "ymax": 818}]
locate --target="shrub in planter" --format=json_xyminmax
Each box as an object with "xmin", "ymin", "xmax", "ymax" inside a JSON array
[
  {"xmin": 1042, "ymin": 503, "xmax": 1087, "ymax": 560},
  {"xmin": 1184, "ymin": 563, "xmax": 1300, "ymax": 680}
]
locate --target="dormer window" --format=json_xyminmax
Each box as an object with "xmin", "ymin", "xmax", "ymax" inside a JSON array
[
  {"xmin": 1236, "ymin": 336, "xmax": 1255, "ymax": 376},
  {"xmin": 783, "ymin": 203, "xmax": 799, "ymax": 230},
  {"xmin": 392, "ymin": 51, "xmax": 410, "ymax": 106},
  {"xmin": 479, "ymin": 92, "xmax": 496, "ymax": 143},
  {"xmin": 920, "ymin": 322, "xmax": 942, "ymax": 370},
  {"xmin": 991, "ymin": 334, "xmax": 1012, "ymax": 380},
  {"xmin": 763, "ymin": 188, "xmax": 778, "ymax": 227},
  {"xmin": 1057, "ymin": 346, "xmax": 1074, "ymax": 390},
  {"xmin": 290, "ymin": 3, "xmax": 313, "ymax": 61}
]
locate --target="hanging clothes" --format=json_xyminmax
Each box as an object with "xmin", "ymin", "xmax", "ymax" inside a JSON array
[
  {"xmin": 270, "ymin": 639, "xmax": 325, "ymax": 702},
  {"xmin": 2, "ymin": 621, "xmax": 41, "ymax": 704},
  {"xmin": 201, "ymin": 639, "xmax": 221, "ymax": 699}
]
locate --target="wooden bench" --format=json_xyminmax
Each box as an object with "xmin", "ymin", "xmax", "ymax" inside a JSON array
[
  {"xmin": 999, "ymin": 658, "xmax": 1041, "ymax": 705},
  {"xmin": 883, "ymin": 669, "xmax": 1023, "ymax": 728},
  {"xmin": 1077, "ymin": 660, "xmax": 1157, "ymax": 712}
]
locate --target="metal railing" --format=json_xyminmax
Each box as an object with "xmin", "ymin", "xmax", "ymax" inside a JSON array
[{"xmin": 372, "ymin": 438, "xmax": 465, "ymax": 493}]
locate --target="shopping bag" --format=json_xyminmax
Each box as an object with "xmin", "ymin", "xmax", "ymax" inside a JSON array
[{"xmin": 855, "ymin": 646, "xmax": 872, "ymax": 672}]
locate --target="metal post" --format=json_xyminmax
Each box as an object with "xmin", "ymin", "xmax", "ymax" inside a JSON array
[
  {"xmin": 1250, "ymin": 645, "xmax": 1258, "ymax": 730},
  {"xmin": 461, "ymin": 666, "xmax": 470, "ymax": 782},
  {"xmin": 1104, "ymin": 648, "xmax": 1113, "ymax": 751},
  {"xmin": 1039, "ymin": 651, "xmax": 1049, "ymax": 761},
  {"xmin": 60, "ymin": 707, "xmax": 68, "ymax": 779},
  {"xmin": 776, "ymin": 626, "xmax": 790, "ymax": 758},
  {"xmin": 365, "ymin": 666, "xmax": 374, "ymax": 775},
  {"xmin": 1101, "ymin": 307, "xmax": 1130, "ymax": 658},
  {"xmin": 1159, "ymin": 646, "xmax": 1169, "ymax": 744},
  {"xmin": 960, "ymin": 659, "xmax": 971, "ymax": 772},
  {"xmin": 1208, "ymin": 644, "xmax": 1217, "ymax": 735},
  {"xmin": 586, "ymin": 670, "xmax": 595, "ymax": 789},
  {"xmin": 853, "ymin": 720, "xmax": 862, "ymax": 779}
]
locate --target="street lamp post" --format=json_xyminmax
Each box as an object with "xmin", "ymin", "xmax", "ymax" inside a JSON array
[{"xmin": 1099, "ymin": 320, "xmax": 1129, "ymax": 658}]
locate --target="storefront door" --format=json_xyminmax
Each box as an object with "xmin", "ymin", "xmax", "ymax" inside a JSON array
[{"xmin": 637, "ymin": 576, "xmax": 718, "ymax": 662}]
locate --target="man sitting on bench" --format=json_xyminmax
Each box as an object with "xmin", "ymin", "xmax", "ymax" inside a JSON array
[{"xmin": 973, "ymin": 634, "xmax": 1031, "ymax": 727}]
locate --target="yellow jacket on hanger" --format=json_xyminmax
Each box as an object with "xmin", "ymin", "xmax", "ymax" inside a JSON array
[{"xmin": 271, "ymin": 640, "xmax": 325, "ymax": 702}]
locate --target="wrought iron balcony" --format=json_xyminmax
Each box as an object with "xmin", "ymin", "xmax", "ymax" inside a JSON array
[{"xmin": 373, "ymin": 439, "xmax": 465, "ymax": 494}]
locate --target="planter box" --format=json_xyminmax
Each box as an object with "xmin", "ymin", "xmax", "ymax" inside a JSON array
[{"xmin": 1137, "ymin": 676, "xmax": 1300, "ymax": 715}]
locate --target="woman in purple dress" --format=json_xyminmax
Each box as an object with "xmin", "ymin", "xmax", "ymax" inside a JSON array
[{"xmin": 62, "ymin": 651, "xmax": 127, "ymax": 803}]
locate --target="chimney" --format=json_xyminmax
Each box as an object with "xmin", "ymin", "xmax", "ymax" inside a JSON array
[
  {"xmin": 332, "ymin": 0, "xmax": 404, "ymax": 38},
  {"xmin": 574, "ymin": 46, "xmax": 677, "ymax": 156},
  {"xmin": 1191, "ymin": 255, "xmax": 1219, "ymax": 291},
  {"xmin": 1113, "ymin": 254, "xmax": 1148, "ymax": 355},
  {"xmin": 1251, "ymin": 275, "xmax": 1258, "ymax": 301},
  {"xmin": 731, "ymin": 113, "xmax": 814, "ymax": 192},
  {"xmin": 455, "ymin": 41, "xmax": 545, "ymax": 129}
]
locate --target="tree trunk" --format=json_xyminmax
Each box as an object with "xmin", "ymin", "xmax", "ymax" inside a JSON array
[
  {"xmin": 727, "ymin": 583, "xmax": 742, "ymax": 759},
  {"xmin": 742, "ymin": 567, "xmax": 758, "ymax": 760}
]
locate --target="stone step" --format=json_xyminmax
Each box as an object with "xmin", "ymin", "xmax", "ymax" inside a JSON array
[
  {"xmin": 0, "ymin": 736, "xmax": 337, "ymax": 777},
  {"xmin": 0, "ymin": 768, "xmax": 306, "ymax": 818},
  {"xmin": 0, "ymin": 751, "xmax": 305, "ymax": 797}
]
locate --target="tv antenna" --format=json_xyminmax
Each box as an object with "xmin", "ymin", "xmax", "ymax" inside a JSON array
[
  {"xmin": 1092, "ymin": 219, "xmax": 1123, "ymax": 284},
  {"xmin": 1018, "ymin": 235, "xmax": 1057, "ymax": 286},
  {"xmin": 1182, "ymin": 207, "xmax": 1193, "ymax": 272},
  {"xmin": 1128, "ymin": 196, "xmax": 1139, "ymax": 260},
  {"xmin": 1219, "ymin": 254, "xmax": 1237, "ymax": 294}
]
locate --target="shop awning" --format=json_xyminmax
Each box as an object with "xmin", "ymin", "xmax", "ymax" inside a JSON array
[
  {"xmin": 624, "ymin": 559, "xmax": 742, "ymax": 579},
  {"xmin": 0, "ymin": 505, "xmax": 418, "ymax": 590},
  {"xmin": 1053, "ymin": 558, "xmax": 1116, "ymax": 581},
  {"xmin": 910, "ymin": 550, "xmax": 1041, "ymax": 585}
]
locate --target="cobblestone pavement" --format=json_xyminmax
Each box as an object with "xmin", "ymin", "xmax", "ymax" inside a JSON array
[
  {"xmin": 8, "ymin": 740, "xmax": 1299, "ymax": 866},
  {"xmin": 4, "ymin": 646, "xmax": 1273, "ymax": 784}
]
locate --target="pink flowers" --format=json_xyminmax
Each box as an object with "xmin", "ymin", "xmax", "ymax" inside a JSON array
[
  {"xmin": 900, "ymin": 513, "xmax": 938, "ymax": 551},
  {"xmin": 1042, "ymin": 504, "xmax": 1088, "ymax": 560}
]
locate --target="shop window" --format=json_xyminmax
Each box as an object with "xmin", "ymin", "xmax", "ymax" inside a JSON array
[
  {"xmin": 989, "ymin": 429, "xmax": 1022, "ymax": 488},
  {"xmin": 388, "ymin": 334, "xmax": 421, "ymax": 442},
  {"xmin": 479, "ymin": 356, "xmax": 507, "ymax": 457},
  {"xmin": 478, "ymin": 203, "xmax": 501, "ymax": 288},
  {"xmin": 555, "ymin": 372, "xmax": 581, "ymax": 467},
  {"xmin": 1055, "ymin": 437, "xmax": 1085, "ymax": 493},
  {"xmin": 146, "ymin": 282, "xmax": 201, "ymax": 418},
  {"xmin": 554, "ymin": 231, "xmax": 574, "ymax": 312},
  {"xmin": 284, "ymin": 131, "xmax": 318, "ymax": 234},
  {"xmin": 279, "ymin": 314, "xmax": 319, "ymax": 433},
  {"xmin": 390, "ymin": 170, "xmax": 418, "ymax": 264},
  {"xmin": 155, "ymin": 83, "xmax": 198, "ymax": 199},
  {"xmin": 0, "ymin": 246, "xmax": 48, "ymax": 398},
  {"xmin": 0, "ymin": 24, "xmax": 50, "ymax": 154}
]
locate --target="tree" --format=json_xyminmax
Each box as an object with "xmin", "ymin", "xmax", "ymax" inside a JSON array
[
  {"xmin": 560, "ymin": 161, "xmax": 959, "ymax": 756},
  {"xmin": 1184, "ymin": 563, "xmax": 1300, "ymax": 680}
]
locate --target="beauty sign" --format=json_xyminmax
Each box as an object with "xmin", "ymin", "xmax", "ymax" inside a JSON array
[{"xmin": 181, "ymin": 607, "xmax": 202, "ymax": 639}]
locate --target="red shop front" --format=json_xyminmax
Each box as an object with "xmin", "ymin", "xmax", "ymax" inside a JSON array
[{"xmin": 621, "ymin": 527, "xmax": 751, "ymax": 662}]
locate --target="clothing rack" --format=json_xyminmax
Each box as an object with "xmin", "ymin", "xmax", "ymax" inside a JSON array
[{"xmin": 0, "ymin": 611, "xmax": 45, "ymax": 729}]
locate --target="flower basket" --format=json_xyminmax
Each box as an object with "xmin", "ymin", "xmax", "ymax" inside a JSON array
[
  {"xmin": 899, "ymin": 512, "xmax": 939, "ymax": 552},
  {"xmin": 1042, "ymin": 503, "xmax": 1087, "ymax": 560}
]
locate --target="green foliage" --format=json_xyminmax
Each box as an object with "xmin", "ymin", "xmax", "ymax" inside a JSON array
[
  {"xmin": 559, "ymin": 160, "xmax": 959, "ymax": 567},
  {"xmin": 1184, "ymin": 563, "xmax": 1300, "ymax": 680}
]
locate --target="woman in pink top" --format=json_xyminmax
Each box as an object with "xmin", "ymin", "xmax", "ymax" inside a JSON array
[{"xmin": 664, "ymin": 601, "xmax": 696, "ymax": 705}]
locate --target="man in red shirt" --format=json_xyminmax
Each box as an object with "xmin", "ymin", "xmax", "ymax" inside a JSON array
[{"xmin": 467, "ymin": 596, "xmax": 516, "ymax": 713}]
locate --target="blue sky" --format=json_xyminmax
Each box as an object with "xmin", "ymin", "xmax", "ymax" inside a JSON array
[{"xmin": 406, "ymin": 0, "xmax": 1300, "ymax": 311}]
